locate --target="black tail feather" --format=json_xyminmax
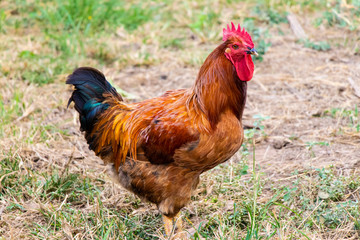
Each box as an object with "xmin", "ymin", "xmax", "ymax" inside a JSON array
[{"xmin": 66, "ymin": 67, "xmax": 122, "ymax": 133}]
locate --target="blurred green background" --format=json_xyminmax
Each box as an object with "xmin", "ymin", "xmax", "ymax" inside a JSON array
[{"xmin": 1, "ymin": 0, "xmax": 359, "ymax": 85}]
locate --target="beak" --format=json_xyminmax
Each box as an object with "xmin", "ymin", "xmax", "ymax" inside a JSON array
[{"xmin": 249, "ymin": 48, "xmax": 258, "ymax": 56}]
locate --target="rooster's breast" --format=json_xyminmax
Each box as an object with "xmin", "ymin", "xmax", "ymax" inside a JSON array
[{"xmin": 173, "ymin": 109, "xmax": 244, "ymax": 172}]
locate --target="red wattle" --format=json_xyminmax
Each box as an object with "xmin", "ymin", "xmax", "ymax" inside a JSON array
[{"xmin": 235, "ymin": 55, "xmax": 254, "ymax": 81}]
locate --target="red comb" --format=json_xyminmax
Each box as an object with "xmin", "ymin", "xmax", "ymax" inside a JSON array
[{"xmin": 223, "ymin": 22, "xmax": 254, "ymax": 47}]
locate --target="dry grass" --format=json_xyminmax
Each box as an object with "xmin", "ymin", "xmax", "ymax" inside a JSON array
[{"xmin": 1, "ymin": 0, "xmax": 360, "ymax": 239}]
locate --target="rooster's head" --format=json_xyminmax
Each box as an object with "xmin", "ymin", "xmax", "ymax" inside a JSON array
[{"xmin": 223, "ymin": 22, "xmax": 257, "ymax": 82}]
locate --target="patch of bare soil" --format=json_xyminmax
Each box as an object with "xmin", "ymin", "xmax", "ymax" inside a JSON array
[{"xmin": 249, "ymin": 35, "xmax": 360, "ymax": 177}]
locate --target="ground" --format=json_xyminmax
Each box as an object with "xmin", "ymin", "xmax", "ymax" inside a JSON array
[{"xmin": 0, "ymin": 0, "xmax": 359, "ymax": 239}]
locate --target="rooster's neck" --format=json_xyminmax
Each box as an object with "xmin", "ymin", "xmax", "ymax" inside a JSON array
[{"xmin": 190, "ymin": 43, "xmax": 247, "ymax": 128}]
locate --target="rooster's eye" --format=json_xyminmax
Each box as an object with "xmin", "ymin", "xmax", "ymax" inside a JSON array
[{"xmin": 232, "ymin": 44, "xmax": 239, "ymax": 50}]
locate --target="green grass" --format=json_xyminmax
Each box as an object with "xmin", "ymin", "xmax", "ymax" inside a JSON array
[
  {"xmin": 1, "ymin": 0, "xmax": 158, "ymax": 85},
  {"xmin": 0, "ymin": 153, "xmax": 162, "ymax": 239},
  {"xmin": 0, "ymin": 89, "xmax": 25, "ymax": 138},
  {"xmin": 301, "ymin": 39, "xmax": 331, "ymax": 51},
  {"xmin": 323, "ymin": 105, "xmax": 359, "ymax": 132},
  {"xmin": 1, "ymin": 0, "xmax": 277, "ymax": 85},
  {"xmin": 183, "ymin": 143, "xmax": 360, "ymax": 239},
  {"xmin": 315, "ymin": 0, "xmax": 360, "ymax": 30}
]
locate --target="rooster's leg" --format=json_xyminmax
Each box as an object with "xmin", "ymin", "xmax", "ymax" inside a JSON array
[
  {"xmin": 163, "ymin": 215, "xmax": 174, "ymax": 237},
  {"xmin": 163, "ymin": 212, "xmax": 187, "ymax": 239},
  {"xmin": 174, "ymin": 212, "xmax": 183, "ymax": 232}
]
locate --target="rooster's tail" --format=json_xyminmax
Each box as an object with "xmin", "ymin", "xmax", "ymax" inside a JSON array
[{"xmin": 66, "ymin": 67, "xmax": 122, "ymax": 134}]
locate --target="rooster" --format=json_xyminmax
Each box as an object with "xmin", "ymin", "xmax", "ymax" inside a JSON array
[{"xmin": 67, "ymin": 22, "xmax": 257, "ymax": 238}]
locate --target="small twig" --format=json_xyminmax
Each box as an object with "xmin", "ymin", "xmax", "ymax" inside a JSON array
[
  {"xmin": 345, "ymin": 185, "xmax": 360, "ymax": 199},
  {"xmin": 253, "ymin": 78, "xmax": 268, "ymax": 92},
  {"xmin": 250, "ymin": 138, "xmax": 258, "ymax": 237},
  {"xmin": 0, "ymin": 205, "xmax": 5, "ymax": 217},
  {"xmin": 298, "ymin": 200, "xmax": 324, "ymax": 228},
  {"xmin": 287, "ymin": 12, "xmax": 308, "ymax": 40},
  {"xmin": 243, "ymin": 124, "xmax": 260, "ymax": 130},
  {"xmin": 274, "ymin": 171, "xmax": 314, "ymax": 182},
  {"xmin": 347, "ymin": 77, "xmax": 360, "ymax": 98},
  {"xmin": 284, "ymin": 82, "xmax": 305, "ymax": 100},
  {"xmin": 15, "ymin": 104, "xmax": 36, "ymax": 122},
  {"xmin": 0, "ymin": 171, "xmax": 18, "ymax": 192},
  {"xmin": 60, "ymin": 147, "xmax": 75, "ymax": 177},
  {"xmin": 185, "ymin": 213, "xmax": 217, "ymax": 238},
  {"xmin": 56, "ymin": 194, "xmax": 68, "ymax": 212},
  {"xmin": 331, "ymin": 9, "xmax": 353, "ymax": 27}
]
